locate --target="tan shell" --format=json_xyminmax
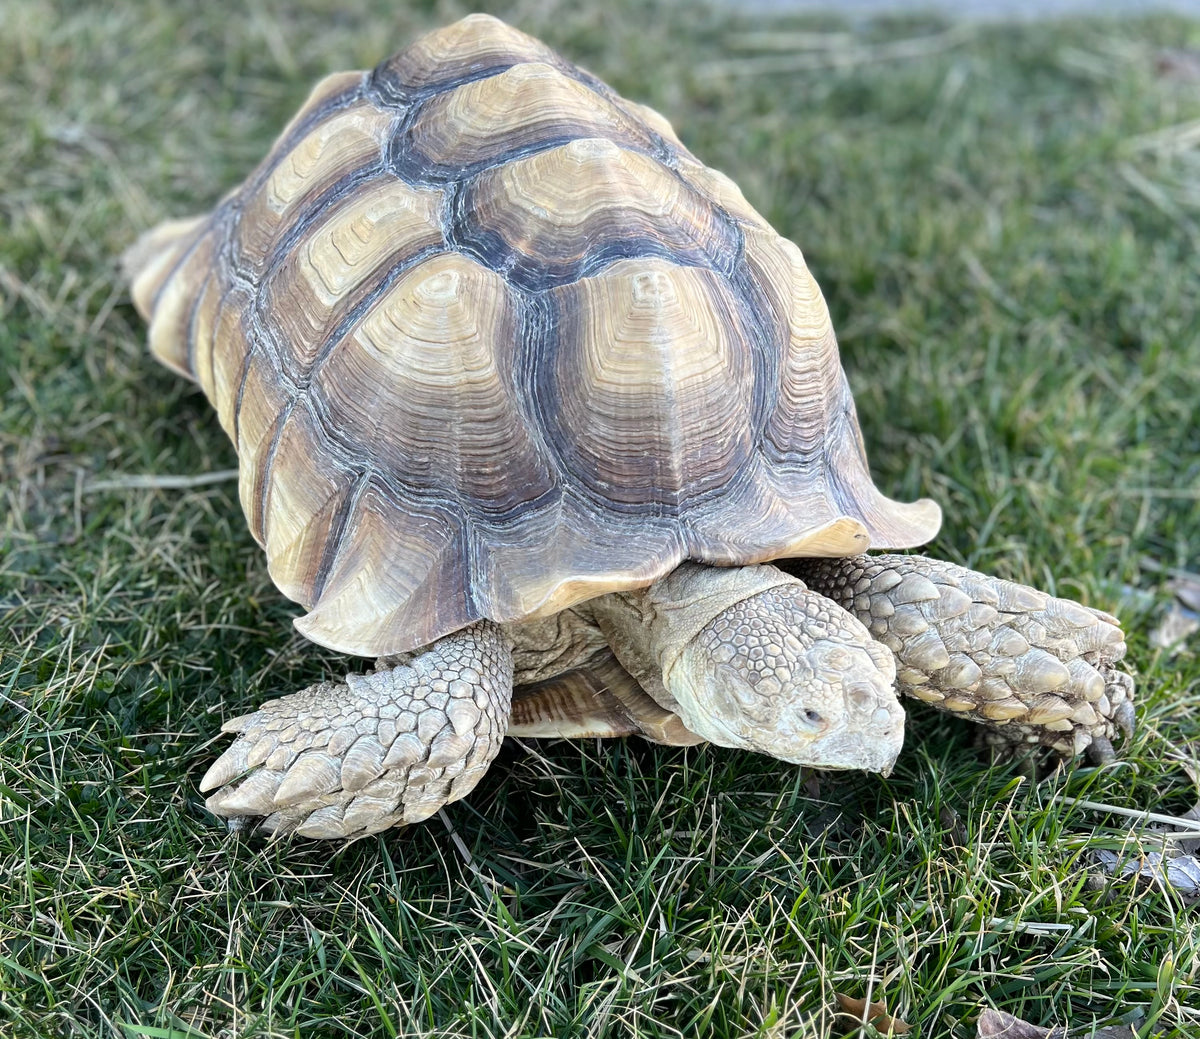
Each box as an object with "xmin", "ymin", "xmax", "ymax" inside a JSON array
[{"xmin": 126, "ymin": 14, "xmax": 941, "ymax": 658}]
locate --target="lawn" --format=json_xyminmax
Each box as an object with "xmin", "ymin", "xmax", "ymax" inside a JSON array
[{"xmin": 1, "ymin": 1, "xmax": 1198, "ymax": 1036}]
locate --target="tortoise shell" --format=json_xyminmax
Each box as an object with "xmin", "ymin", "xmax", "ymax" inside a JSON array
[{"xmin": 127, "ymin": 14, "xmax": 940, "ymax": 657}]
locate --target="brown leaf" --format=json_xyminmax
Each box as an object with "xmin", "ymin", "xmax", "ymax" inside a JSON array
[
  {"xmin": 1170, "ymin": 571, "xmax": 1200, "ymax": 613},
  {"xmin": 835, "ymin": 992, "xmax": 911, "ymax": 1035},
  {"xmin": 1150, "ymin": 602, "xmax": 1199, "ymax": 651},
  {"xmin": 976, "ymin": 1009, "xmax": 1064, "ymax": 1038},
  {"xmin": 940, "ymin": 804, "xmax": 968, "ymax": 847},
  {"xmin": 1154, "ymin": 48, "xmax": 1200, "ymax": 82},
  {"xmin": 1179, "ymin": 798, "xmax": 1200, "ymax": 857}
]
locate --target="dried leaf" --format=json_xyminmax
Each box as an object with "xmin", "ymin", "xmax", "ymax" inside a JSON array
[
  {"xmin": 1150, "ymin": 602, "xmax": 1199, "ymax": 651},
  {"xmin": 976, "ymin": 1010, "xmax": 1064, "ymax": 1038},
  {"xmin": 1093, "ymin": 849, "xmax": 1200, "ymax": 900},
  {"xmin": 940, "ymin": 804, "xmax": 968, "ymax": 847},
  {"xmin": 835, "ymin": 992, "xmax": 911, "ymax": 1035},
  {"xmin": 978, "ymin": 1007, "xmax": 1137, "ymax": 1038},
  {"xmin": 1154, "ymin": 48, "xmax": 1200, "ymax": 82},
  {"xmin": 1135, "ymin": 564, "xmax": 1200, "ymax": 652},
  {"xmin": 1170, "ymin": 571, "xmax": 1200, "ymax": 613}
]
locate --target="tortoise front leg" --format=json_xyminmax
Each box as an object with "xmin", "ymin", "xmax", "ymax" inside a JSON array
[
  {"xmin": 788, "ymin": 555, "xmax": 1135, "ymax": 760},
  {"xmin": 200, "ymin": 622, "xmax": 512, "ymax": 839}
]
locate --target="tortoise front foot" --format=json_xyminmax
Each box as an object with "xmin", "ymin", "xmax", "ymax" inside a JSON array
[
  {"xmin": 199, "ymin": 622, "xmax": 512, "ymax": 839},
  {"xmin": 789, "ymin": 555, "xmax": 1135, "ymax": 760}
]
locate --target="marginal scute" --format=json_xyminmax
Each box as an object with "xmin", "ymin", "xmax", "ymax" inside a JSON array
[
  {"xmin": 188, "ymin": 275, "xmax": 223, "ymax": 398},
  {"xmin": 124, "ymin": 215, "xmax": 209, "ymax": 357},
  {"xmin": 208, "ymin": 286, "xmax": 255, "ymax": 440},
  {"xmin": 293, "ymin": 481, "xmax": 468, "ymax": 658},
  {"xmin": 260, "ymin": 407, "xmax": 359, "ymax": 606},
  {"xmin": 235, "ymin": 349, "xmax": 291, "ymax": 538},
  {"xmin": 144, "ymin": 227, "xmax": 217, "ymax": 379}
]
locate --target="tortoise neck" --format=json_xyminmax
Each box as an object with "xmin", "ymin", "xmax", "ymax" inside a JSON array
[{"xmin": 587, "ymin": 562, "xmax": 799, "ymax": 709}]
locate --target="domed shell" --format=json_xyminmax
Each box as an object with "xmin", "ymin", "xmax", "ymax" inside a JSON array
[{"xmin": 126, "ymin": 14, "xmax": 940, "ymax": 658}]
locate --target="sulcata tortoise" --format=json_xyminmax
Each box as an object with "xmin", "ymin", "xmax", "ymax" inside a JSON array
[{"xmin": 124, "ymin": 15, "xmax": 1135, "ymax": 840}]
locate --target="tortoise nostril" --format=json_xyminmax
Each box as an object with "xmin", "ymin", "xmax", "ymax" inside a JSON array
[{"xmin": 873, "ymin": 705, "xmax": 900, "ymax": 730}]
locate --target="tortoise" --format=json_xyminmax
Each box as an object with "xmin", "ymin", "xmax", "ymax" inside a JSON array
[{"xmin": 124, "ymin": 14, "xmax": 1135, "ymax": 840}]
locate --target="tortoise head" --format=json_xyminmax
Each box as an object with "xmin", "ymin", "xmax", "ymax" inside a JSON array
[{"xmin": 661, "ymin": 578, "xmax": 905, "ymax": 774}]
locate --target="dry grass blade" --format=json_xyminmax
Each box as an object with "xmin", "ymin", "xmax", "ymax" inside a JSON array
[
  {"xmin": 701, "ymin": 24, "xmax": 975, "ymax": 77},
  {"xmin": 1057, "ymin": 796, "xmax": 1200, "ymax": 836},
  {"xmin": 83, "ymin": 469, "xmax": 239, "ymax": 492}
]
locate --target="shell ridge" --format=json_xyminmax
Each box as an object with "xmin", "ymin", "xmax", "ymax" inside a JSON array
[
  {"xmin": 475, "ymin": 234, "xmax": 730, "ymax": 294},
  {"xmin": 392, "ymin": 130, "xmax": 663, "ymax": 189},
  {"xmin": 369, "ymin": 56, "xmax": 578, "ymax": 108}
]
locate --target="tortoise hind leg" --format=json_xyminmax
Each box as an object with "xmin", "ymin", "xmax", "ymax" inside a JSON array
[
  {"xmin": 788, "ymin": 554, "xmax": 1135, "ymax": 760},
  {"xmin": 200, "ymin": 621, "xmax": 512, "ymax": 839}
]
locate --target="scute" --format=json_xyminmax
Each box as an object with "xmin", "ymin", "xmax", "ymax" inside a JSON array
[
  {"xmin": 261, "ymin": 404, "xmax": 359, "ymax": 606},
  {"xmin": 458, "ymin": 138, "xmax": 740, "ymax": 288},
  {"xmin": 542, "ymin": 257, "xmax": 756, "ymax": 508},
  {"xmin": 312, "ymin": 252, "xmax": 557, "ymax": 514},
  {"xmin": 397, "ymin": 62, "xmax": 659, "ymax": 179},
  {"xmin": 262, "ymin": 174, "xmax": 444, "ymax": 371},
  {"xmin": 372, "ymin": 13, "xmax": 561, "ymax": 101},
  {"xmin": 125, "ymin": 15, "xmax": 941, "ymax": 659},
  {"xmin": 235, "ymin": 102, "xmax": 397, "ymax": 276}
]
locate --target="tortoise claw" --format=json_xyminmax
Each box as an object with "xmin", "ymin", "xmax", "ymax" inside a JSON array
[
  {"xmin": 199, "ymin": 739, "xmax": 252, "ymax": 793},
  {"xmin": 1115, "ymin": 698, "xmax": 1137, "ymax": 740},
  {"xmin": 1086, "ymin": 736, "xmax": 1116, "ymax": 765}
]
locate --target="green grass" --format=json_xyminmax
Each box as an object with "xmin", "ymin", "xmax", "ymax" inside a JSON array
[{"xmin": 2, "ymin": 1, "xmax": 1199, "ymax": 1036}]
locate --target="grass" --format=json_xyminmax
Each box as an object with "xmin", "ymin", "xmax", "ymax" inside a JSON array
[{"xmin": 2, "ymin": 0, "xmax": 1199, "ymax": 1035}]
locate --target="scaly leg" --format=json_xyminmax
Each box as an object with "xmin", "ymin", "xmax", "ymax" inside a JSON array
[
  {"xmin": 200, "ymin": 622, "xmax": 512, "ymax": 839},
  {"xmin": 788, "ymin": 555, "xmax": 1135, "ymax": 760}
]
